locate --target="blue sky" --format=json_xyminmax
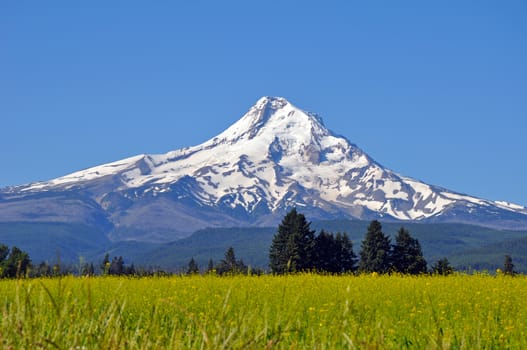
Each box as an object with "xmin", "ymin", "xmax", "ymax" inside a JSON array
[{"xmin": 1, "ymin": 1, "xmax": 526, "ymax": 206}]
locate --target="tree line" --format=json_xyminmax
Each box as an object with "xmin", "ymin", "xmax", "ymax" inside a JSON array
[
  {"xmin": 186, "ymin": 247, "xmax": 266, "ymax": 276},
  {"xmin": 269, "ymin": 208, "xmax": 461, "ymax": 275},
  {"xmin": 184, "ymin": 209, "xmax": 456, "ymax": 276},
  {"xmin": 268, "ymin": 209, "xmax": 518, "ymax": 276},
  {"xmin": 0, "ymin": 208, "xmax": 520, "ymax": 278},
  {"xmin": 0, "ymin": 244, "xmax": 166, "ymax": 278}
]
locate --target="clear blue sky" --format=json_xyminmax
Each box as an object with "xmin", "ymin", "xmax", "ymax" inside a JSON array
[{"xmin": 1, "ymin": 1, "xmax": 526, "ymax": 206}]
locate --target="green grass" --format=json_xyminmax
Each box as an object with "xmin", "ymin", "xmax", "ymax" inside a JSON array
[{"xmin": 1, "ymin": 274, "xmax": 526, "ymax": 349}]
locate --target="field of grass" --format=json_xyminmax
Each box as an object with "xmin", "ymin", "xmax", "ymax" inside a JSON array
[{"xmin": 1, "ymin": 274, "xmax": 526, "ymax": 349}]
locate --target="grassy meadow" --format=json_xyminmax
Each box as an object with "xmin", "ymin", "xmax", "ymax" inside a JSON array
[{"xmin": 1, "ymin": 274, "xmax": 526, "ymax": 349}]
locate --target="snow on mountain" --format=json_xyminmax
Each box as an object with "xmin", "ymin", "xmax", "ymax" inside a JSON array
[{"xmin": 3, "ymin": 96, "xmax": 527, "ymax": 241}]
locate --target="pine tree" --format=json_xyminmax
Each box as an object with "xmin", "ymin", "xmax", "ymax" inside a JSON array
[
  {"xmin": 186, "ymin": 257, "xmax": 200, "ymax": 275},
  {"xmin": 216, "ymin": 247, "xmax": 246, "ymax": 275},
  {"xmin": 224, "ymin": 247, "xmax": 237, "ymax": 271},
  {"xmin": 3, "ymin": 246, "xmax": 31, "ymax": 278},
  {"xmin": 0, "ymin": 244, "xmax": 8, "ymax": 263},
  {"xmin": 88, "ymin": 263, "xmax": 95, "ymax": 276},
  {"xmin": 313, "ymin": 230, "xmax": 339, "ymax": 272},
  {"xmin": 313, "ymin": 231, "xmax": 357, "ymax": 273},
  {"xmin": 391, "ymin": 227, "xmax": 427, "ymax": 274},
  {"xmin": 335, "ymin": 232, "xmax": 358, "ymax": 273},
  {"xmin": 207, "ymin": 259, "xmax": 214, "ymax": 273},
  {"xmin": 359, "ymin": 220, "xmax": 391, "ymax": 273},
  {"xmin": 269, "ymin": 208, "xmax": 316, "ymax": 273},
  {"xmin": 80, "ymin": 263, "xmax": 95, "ymax": 276},
  {"xmin": 503, "ymin": 255, "xmax": 515, "ymax": 276},
  {"xmin": 109, "ymin": 256, "xmax": 125, "ymax": 275},
  {"xmin": 432, "ymin": 257, "xmax": 453, "ymax": 275},
  {"xmin": 101, "ymin": 253, "xmax": 110, "ymax": 275},
  {"xmin": 35, "ymin": 261, "xmax": 52, "ymax": 277},
  {"xmin": 126, "ymin": 263, "xmax": 136, "ymax": 276},
  {"xmin": 0, "ymin": 244, "xmax": 9, "ymax": 277}
]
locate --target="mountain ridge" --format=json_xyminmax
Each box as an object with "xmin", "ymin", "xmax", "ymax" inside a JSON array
[{"xmin": 1, "ymin": 96, "xmax": 527, "ymax": 242}]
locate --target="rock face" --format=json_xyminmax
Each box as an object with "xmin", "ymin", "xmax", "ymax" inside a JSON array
[{"xmin": 2, "ymin": 96, "xmax": 527, "ymax": 242}]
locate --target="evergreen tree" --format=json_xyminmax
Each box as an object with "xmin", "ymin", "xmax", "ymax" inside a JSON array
[
  {"xmin": 126, "ymin": 263, "xmax": 136, "ymax": 276},
  {"xmin": 432, "ymin": 257, "xmax": 453, "ymax": 275},
  {"xmin": 269, "ymin": 208, "xmax": 316, "ymax": 273},
  {"xmin": 237, "ymin": 259, "xmax": 247, "ymax": 273},
  {"xmin": 313, "ymin": 231, "xmax": 357, "ymax": 273},
  {"xmin": 109, "ymin": 256, "xmax": 125, "ymax": 275},
  {"xmin": 224, "ymin": 247, "xmax": 237, "ymax": 271},
  {"xmin": 81, "ymin": 262, "xmax": 95, "ymax": 276},
  {"xmin": 207, "ymin": 258, "xmax": 214, "ymax": 273},
  {"xmin": 335, "ymin": 232, "xmax": 358, "ymax": 273},
  {"xmin": 216, "ymin": 247, "xmax": 247, "ymax": 275},
  {"xmin": 0, "ymin": 244, "xmax": 8, "ymax": 263},
  {"xmin": 391, "ymin": 227, "xmax": 427, "ymax": 274},
  {"xmin": 503, "ymin": 255, "xmax": 515, "ymax": 276},
  {"xmin": 0, "ymin": 244, "xmax": 9, "ymax": 277},
  {"xmin": 34, "ymin": 261, "xmax": 52, "ymax": 277},
  {"xmin": 186, "ymin": 257, "xmax": 200, "ymax": 275},
  {"xmin": 3, "ymin": 246, "xmax": 31, "ymax": 278},
  {"xmin": 101, "ymin": 253, "xmax": 110, "ymax": 275},
  {"xmin": 359, "ymin": 220, "xmax": 391, "ymax": 273},
  {"xmin": 313, "ymin": 230, "xmax": 339, "ymax": 272},
  {"xmin": 89, "ymin": 263, "xmax": 95, "ymax": 276}
]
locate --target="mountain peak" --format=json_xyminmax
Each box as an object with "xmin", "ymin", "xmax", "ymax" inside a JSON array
[
  {"xmin": 214, "ymin": 96, "xmax": 329, "ymax": 145},
  {"xmin": 255, "ymin": 96, "xmax": 289, "ymax": 110}
]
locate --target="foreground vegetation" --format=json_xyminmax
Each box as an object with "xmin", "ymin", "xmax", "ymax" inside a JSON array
[{"xmin": 1, "ymin": 274, "xmax": 526, "ymax": 349}]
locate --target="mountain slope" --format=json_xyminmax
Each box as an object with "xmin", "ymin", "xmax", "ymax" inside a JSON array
[{"xmin": 1, "ymin": 96, "xmax": 527, "ymax": 241}]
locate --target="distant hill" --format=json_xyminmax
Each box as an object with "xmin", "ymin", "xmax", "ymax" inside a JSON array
[
  {"xmin": 0, "ymin": 222, "xmax": 110, "ymax": 263},
  {"xmin": 449, "ymin": 236, "xmax": 527, "ymax": 272}
]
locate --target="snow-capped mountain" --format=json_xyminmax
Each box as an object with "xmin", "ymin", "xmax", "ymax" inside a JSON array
[{"xmin": 1, "ymin": 96, "xmax": 527, "ymax": 242}]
